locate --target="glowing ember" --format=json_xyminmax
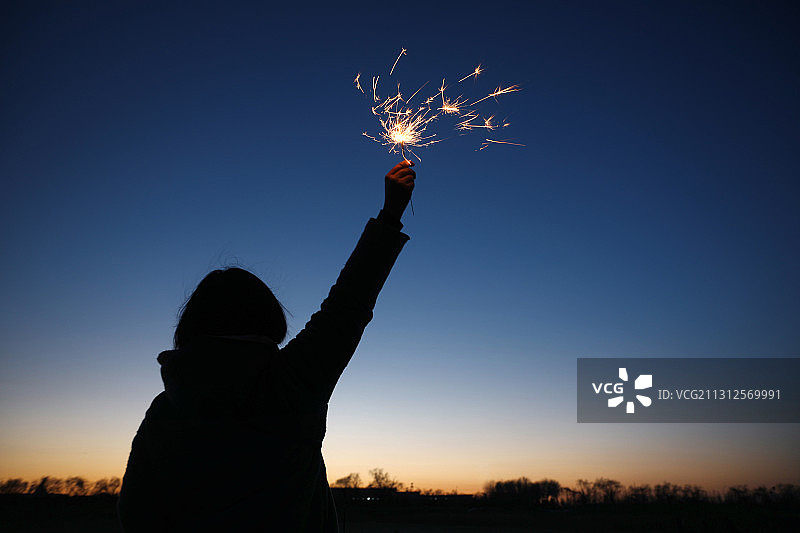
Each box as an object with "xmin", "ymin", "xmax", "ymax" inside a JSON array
[{"xmin": 457, "ymin": 64, "xmax": 483, "ymax": 83}]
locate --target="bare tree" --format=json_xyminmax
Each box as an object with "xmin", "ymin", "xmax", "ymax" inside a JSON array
[
  {"xmin": 561, "ymin": 487, "xmax": 580, "ymax": 505},
  {"xmin": 64, "ymin": 476, "xmax": 88, "ymax": 496},
  {"xmin": 576, "ymin": 479, "xmax": 595, "ymax": 504},
  {"xmin": 483, "ymin": 477, "xmax": 561, "ymax": 507},
  {"xmin": 725, "ymin": 485, "xmax": 751, "ymax": 504},
  {"xmin": 91, "ymin": 477, "xmax": 121, "ymax": 495},
  {"xmin": 33, "ymin": 477, "xmax": 65, "ymax": 495},
  {"xmin": 368, "ymin": 468, "xmax": 403, "ymax": 490},
  {"xmin": 679, "ymin": 484, "xmax": 706, "ymax": 502},
  {"xmin": 0, "ymin": 479, "xmax": 29, "ymax": 494},
  {"xmin": 775, "ymin": 484, "xmax": 800, "ymax": 505},
  {"xmin": 332, "ymin": 473, "xmax": 362, "ymax": 489},
  {"xmin": 593, "ymin": 478, "xmax": 622, "ymax": 504},
  {"xmin": 654, "ymin": 482, "xmax": 679, "ymax": 503},
  {"xmin": 627, "ymin": 484, "xmax": 652, "ymax": 503},
  {"xmin": 538, "ymin": 478, "xmax": 561, "ymax": 504}
]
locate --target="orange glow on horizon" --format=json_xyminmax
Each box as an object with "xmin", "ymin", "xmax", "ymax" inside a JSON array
[{"xmin": 1, "ymin": 458, "xmax": 796, "ymax": 496}]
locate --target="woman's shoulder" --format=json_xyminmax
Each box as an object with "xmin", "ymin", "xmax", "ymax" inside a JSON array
[{"xmin": 143, "ymin": 391, "xmax": 179, "ymax": 421}]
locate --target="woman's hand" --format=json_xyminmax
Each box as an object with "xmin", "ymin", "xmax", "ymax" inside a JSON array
[{"xmin": 383, "ymin": 160, "xmax": 416, "ymax": 219}]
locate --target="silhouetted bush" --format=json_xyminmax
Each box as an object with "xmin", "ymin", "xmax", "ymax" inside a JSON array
[
  {"xmin": 0, "ymin": 476, "xmax": 121, "ymax": 496},
  {"xmin": 482, "ymin": 477, "xmax": 561, "ymax": 508},
  {"xmin": 91, "ymin": 477, "xmax": 121, "ymax": 495},
  {"xmin": 626, "ymin": 484, "xmax": 652, "ymax": 503},
  {"xmin": 333, "ymin": 473, "xmax": 362, "ymax": 489},
  {"xmin": 0, "ymin": 479, "xmax": 29, "ymax": 494},
  {"xmin": 593, "ymin": 477, "xmax": 622, "ymax": 504},
  {"xmin": 64, "ymin": 477, "xmax": 88, "ymax": 496},
  {"xmin": 774, "ymin": 483, "xmax": 800, "ymax": 505}
]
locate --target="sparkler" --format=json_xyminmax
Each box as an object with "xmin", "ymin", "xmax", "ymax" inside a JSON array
[{"xmin": 356, "ymin": 49, "xmax": 523, "ymax": 161}]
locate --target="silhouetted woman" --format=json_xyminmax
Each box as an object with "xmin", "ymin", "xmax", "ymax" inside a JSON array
[{"xmin": 118, "ymin": 161, "xmax": 416, "ymax": 532}]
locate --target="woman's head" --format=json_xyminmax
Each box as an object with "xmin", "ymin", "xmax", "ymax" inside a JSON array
[{"xmin": 174, "ymin": 267, "xmax": 287, "ymax": 349}]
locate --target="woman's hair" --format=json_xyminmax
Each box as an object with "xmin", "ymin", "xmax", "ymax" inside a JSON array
[{"xmin": 174, "ymin": 267, "xmax": 287, "ymax": 349}]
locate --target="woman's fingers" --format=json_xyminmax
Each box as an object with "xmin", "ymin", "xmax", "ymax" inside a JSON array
[
  {"xmin": 392, "ymin": 170, "xmax": 416, "ymax": 182},
  {"xmin": 388, "ymin": 167, "xmax": 416, "ymax": 182},
  {"xmin": 386, "ymin": 160, "xmax": 415, "ymax": 179},
  {"xmin": 383, "ymin": 160, "xmax": 416, "ymax": 218},
  {"xmin": 395, "ymin": 174, "xmax": 415, "ymax": 186}
]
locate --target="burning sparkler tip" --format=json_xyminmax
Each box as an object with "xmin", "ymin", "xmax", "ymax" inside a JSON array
[{"xmin": 360, "ymin": 51, "xmax": 523, "ymax": 159}]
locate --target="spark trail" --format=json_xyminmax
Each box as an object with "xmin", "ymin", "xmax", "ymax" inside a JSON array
[
  {"xmin": 355, "ymin": 49, "xmax": 523, "ymax": 160},
  {"xmin": 389, "ymin": 48, "xmax": 407, "ymax": 76}
]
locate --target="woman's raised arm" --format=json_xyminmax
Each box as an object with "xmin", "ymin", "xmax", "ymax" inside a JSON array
[{"xmin": 280, "ymin": 161, "xmax": 415, "ymax": 400}]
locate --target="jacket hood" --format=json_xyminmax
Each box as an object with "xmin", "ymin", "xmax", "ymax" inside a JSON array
[{"xmin": 157, "ymin": 335, "xmax": 279, "ymax": 419}]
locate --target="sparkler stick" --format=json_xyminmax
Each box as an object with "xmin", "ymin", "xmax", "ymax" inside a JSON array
[{"xmin": 400, "ymin": 141, "xmax": 414, "ymax": 215}]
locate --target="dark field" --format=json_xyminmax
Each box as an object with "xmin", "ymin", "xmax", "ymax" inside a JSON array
[{"xmin": 1, "ymin": 495, "xmax": 797, "ymax": 532}]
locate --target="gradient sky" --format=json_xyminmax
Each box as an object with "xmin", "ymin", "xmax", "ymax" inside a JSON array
[{"xmin": 1, "ymin": 1, "xmax": 798, "ymax": 493}]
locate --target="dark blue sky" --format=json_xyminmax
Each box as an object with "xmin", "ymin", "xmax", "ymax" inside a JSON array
[{"xmin": 1, "ymin": 1, "xmax": 798, "ymax": 490}]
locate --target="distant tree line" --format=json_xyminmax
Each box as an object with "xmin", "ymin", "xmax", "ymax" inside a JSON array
[
  {"xmin": 481, "ymin": 477, "xmax": 562, "ymax": 507},
  {"xmin": 0, "ymin": 477, "xmax": 121, "ymax": 496},
  {"xmin": 332, "ymin": 468, "xmax": 404, "ymax": 490},
  {"xmin": 333, "ymin": 470, "xmax": 800, "ymax": 508},
  {"xmin": 483, "ymin": 477, "xmax": 800, "ymax": 507},
  {"xmin": 3, "ymin": 473, "xmax": 798, "ymax": 508}
]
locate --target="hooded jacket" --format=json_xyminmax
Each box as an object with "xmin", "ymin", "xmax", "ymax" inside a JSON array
[{"xmin": 118, "ymin": 215, "xmax": 409, "ymax": 532}]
